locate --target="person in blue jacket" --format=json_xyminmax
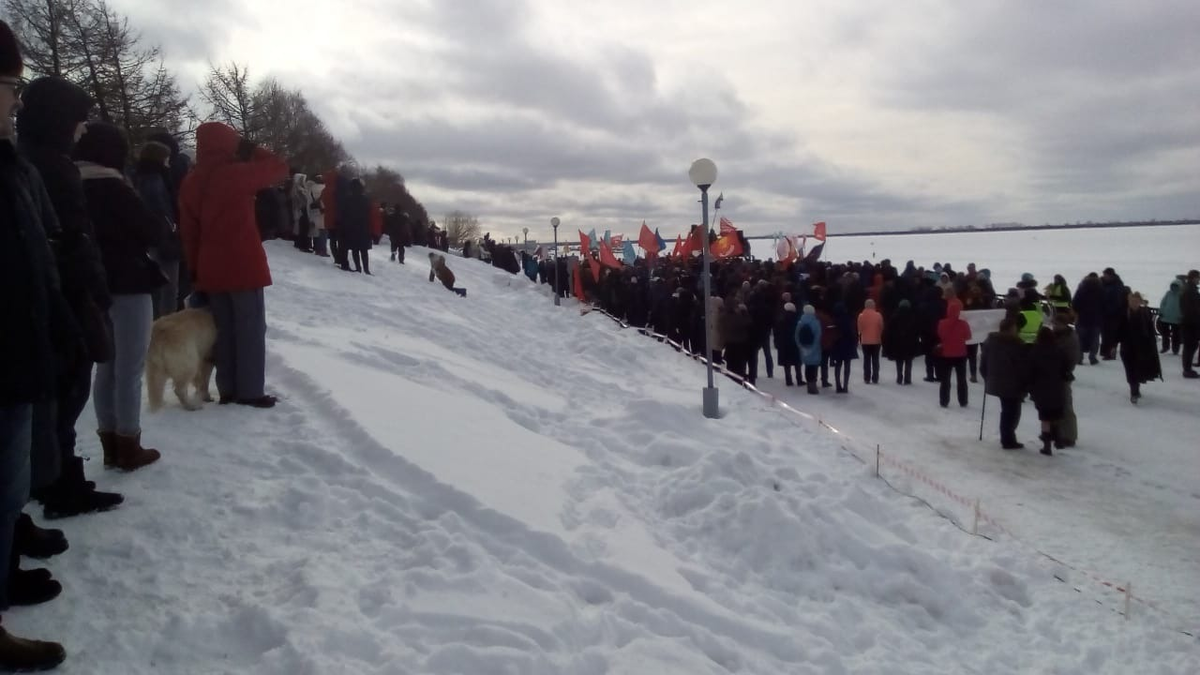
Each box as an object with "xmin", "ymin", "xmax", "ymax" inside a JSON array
[
  {"xmin": 1157, "ymin": 278, "xmax": 1183, "ymax": 355},
  {"xmin": 795, "ymin": 304, "xmax": 823, "ymax": 395}
]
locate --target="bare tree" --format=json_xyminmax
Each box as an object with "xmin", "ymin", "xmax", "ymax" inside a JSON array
[
  {"xmin": 200, "ymin": 61, "xmax": 258, "ymax": 136},
  {"xmin": 443, "ymin": 210, "xmax": 481, "ymax": 248},
  {"xmin": 3, "ymin": 0, "xmax": 84, "ymax": 77}
]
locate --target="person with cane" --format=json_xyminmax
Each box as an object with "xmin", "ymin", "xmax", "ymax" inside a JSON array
[{"xmin": 980, "ymin": 318, "xmax": 1030, "ymax": 449}]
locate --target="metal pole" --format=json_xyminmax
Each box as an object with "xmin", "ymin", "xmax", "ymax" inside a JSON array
[
  {"xmin": 701, "ymin": 186, "xmax": 719, "ymax": 418},
  {"xmin": 553, "ymin": 225, "xmax": 560, "ymax": 306}
]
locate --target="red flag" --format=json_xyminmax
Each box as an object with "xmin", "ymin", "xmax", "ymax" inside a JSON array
[
  {"xmin": 572, "ymin": 259, "xmax": 586, "ymax": 301},
  {"xmin": 671, "ymin": 234, "xmax": 684, "ymax": 258},
  {"xmin": 579, "ymin": 229, "xmax": 591, "ymax": 252},
  {"xmin": 711, "ymin": 233, "xmax": 743, "ymax": 259},
  {"xmin": 599, "ymin": 240, "xmax": 623, "ymax": 269},
  {"xmin": 813, "ymin": 221, "xmax": 827, "ymax": 242},
  {"xmin": 588, "ymin": 255, "xmax": 601, "ymax": 281},
  {"xmin": 638, "ymin": 222, "xmax": 659, "ymax": 257},
  {"xmin": 719, "ymin": 216, "xmax": 737, "ymax": 236},
  {"xmin": 578, "ymin": 230, "xmax": 602, "ymax": 280}
]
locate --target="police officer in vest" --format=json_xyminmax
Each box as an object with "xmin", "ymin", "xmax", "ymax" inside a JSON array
[{"xmin": 1017, "ymin": 289, "xmax": 1044, "ymax": 344}]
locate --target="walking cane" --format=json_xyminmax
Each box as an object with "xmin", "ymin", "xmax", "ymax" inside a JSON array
[{"xmin": 978, "ymin": 391, "xmax": 987, "ymax": 441}]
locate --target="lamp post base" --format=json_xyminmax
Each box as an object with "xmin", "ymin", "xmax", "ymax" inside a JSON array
[
  {"xmin": 703, "ymin": 387, "xmax": 720, "ymax": 419},
  {"xmin": 554, "ymin": 295, "xmax": 561, "ymax": 306}
]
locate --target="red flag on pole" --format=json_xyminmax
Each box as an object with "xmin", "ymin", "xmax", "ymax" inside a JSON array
[
  {"xmin": 579, "ymin": 230, "xmax": 591, "ymax": 252},
  {"xmin": 711, "ymin": 232, "xmax": 743, "ymax": 259},
  {"xmin": 638, "ymin": 221, "xmax": 659, "ymax": 257},
  {"xmin": 671, "ymin": 234, "xmax": 684, "ymax": 258},
  {"xmin": 572, "ymin": 259, "xmax": 586, "ymax": 301},
  {"xmin": 813, "ymin": 221, "xmax": 827, "ymax": 242},
  {"xmin": 599, "ymin": 240, "xmax": 623, "ymax": 269},
  {"xmin": 719, "ymin": 216, "xmax": 737, "ymax": 236},
  {"xmin": 579, "ymin": 230, "xmax": 601, "ymax": 280}
]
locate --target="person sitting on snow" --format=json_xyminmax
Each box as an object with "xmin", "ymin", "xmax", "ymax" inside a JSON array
[{"xmin": 429, "ymin": 252, "xmax": 466, "ymax": 297}]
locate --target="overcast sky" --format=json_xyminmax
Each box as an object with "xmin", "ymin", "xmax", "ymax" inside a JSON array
[{"xmin": 113, "ymin": 0, "xmax": 1199, "ymax": 240}]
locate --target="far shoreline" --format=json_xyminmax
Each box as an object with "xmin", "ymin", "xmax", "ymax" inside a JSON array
[{"xmin": 746, "ymin": 220, "xmax": 1200, "ymax": 239}]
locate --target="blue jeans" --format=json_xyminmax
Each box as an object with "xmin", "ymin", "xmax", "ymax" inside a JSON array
[
  {"xmin": 94, "ymin": 294, "xmax": 153, "ymax": 435},
  {"xmin": 0, "ymin": 405, "xmax": 33, "ymax": 609}
]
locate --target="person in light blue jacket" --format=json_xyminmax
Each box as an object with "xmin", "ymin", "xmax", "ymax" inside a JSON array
[
  {"xmin": 795, "ymin": 304, "xmax": 823, "ymax": 395},
  {"xmin": 1157, "ymin": 278, "xmax": 1183, "ymax": 355}
]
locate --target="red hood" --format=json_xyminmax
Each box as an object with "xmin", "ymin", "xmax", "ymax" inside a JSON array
[
  {"xmin": 947, "ymin": 304, "xmax": 961, "ymax": 320},
  {"xmin": 195, "ymin": 122, "xmax": 239, "ymax": 166}
]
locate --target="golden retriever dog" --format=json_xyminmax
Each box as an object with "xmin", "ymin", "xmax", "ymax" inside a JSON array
[{"xmin": 146, "ymin": 308, "xmax": 217, "ymax": 411}]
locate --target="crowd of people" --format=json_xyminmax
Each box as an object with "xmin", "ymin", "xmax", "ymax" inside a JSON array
[{"xmin": 522, "ymin": 241, "xmax": 1198, "ymax": 455}]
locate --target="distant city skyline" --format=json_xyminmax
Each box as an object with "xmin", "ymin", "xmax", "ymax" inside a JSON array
[{"xmin": 114, "ymin": 0, "xmax": 1200, "ymax": 239}]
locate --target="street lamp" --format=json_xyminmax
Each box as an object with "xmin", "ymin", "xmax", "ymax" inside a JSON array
[
  {"xmin": 551, "ymin": 217, "xmax": 561, "ymax": 306},
  {"xmin": 689, "ymin": 158, "xmax": 719, "ymax": 419},
  {"xmin": 523, "ymin": 227, "xmax": 529, "ymax": 247}
]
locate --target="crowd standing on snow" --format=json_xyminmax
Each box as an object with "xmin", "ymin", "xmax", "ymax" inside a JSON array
[
  {"xmin": 516, "ymin": 234, "xmax": 1198, "ymax": 456},
  {"xmin": 0, "ymin": 22, "xmax": 463, "ymax": 670}
]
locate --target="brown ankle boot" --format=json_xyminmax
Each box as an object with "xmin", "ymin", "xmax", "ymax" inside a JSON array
[
  {"xmin": 98, "ymin": 430, "xmax": 118, "ymax": 468},
  {"xmin": 0, "ymin": 626, "xmax": 66, "ymax": 671},
  {"xmin": 115, "ymin": 433, "xmax": 161, "ymax": 471}
]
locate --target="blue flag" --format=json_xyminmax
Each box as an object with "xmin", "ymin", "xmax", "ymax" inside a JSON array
[
  {"xmin": 603, "ymin": 230, "xmax": 612, "ymax": 246},
  {"xmin": 587, "ymin": 229, "xmax": 598, "ymax": 249},
  {"xmin": 655, "ymin": 228, "xmax": 667, "ymax": 252},
  {"xmin": 622, "ymin": 240, "xmax": 637, "ymax": 265}
]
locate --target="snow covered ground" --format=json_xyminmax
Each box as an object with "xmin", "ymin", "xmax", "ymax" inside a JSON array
[{"xmin": 5, "ymin": 242, "xmax": 1198, "ymax": 674}]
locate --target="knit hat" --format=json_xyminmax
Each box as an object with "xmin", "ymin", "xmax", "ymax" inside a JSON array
[
  {"xmin": 784, "ymin": 302, "xmax": 796, "ymax": 312},
  {"xmin": 803, "ymin": 304, "xmax": 815, "ymax": 315},
  {"xmin": 139, "ymin": 140, "xmax": 172, "ymax": 165},
  {"xmin": 0, "ymin": 20, "xmax": 22, "ymax": 79},
  {"xmin": 865, "ymin": 299, "xmax": 875, "ymax": 309}
]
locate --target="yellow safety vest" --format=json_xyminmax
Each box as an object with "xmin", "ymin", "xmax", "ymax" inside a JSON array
[{"xmin": 1019, "ymin": 308, "xmax": 1042, "ymax": 343}]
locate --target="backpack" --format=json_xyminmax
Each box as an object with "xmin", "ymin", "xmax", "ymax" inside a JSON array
[{"xmin": 797, "ymin": 322, "xmax": 815, "ymax": 347}]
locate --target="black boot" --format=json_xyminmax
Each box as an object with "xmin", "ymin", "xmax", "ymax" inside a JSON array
[
  {"xmin": 14, "ymin": 514, "xmax": 68, "ymax": 559},
  {"xmin": 1039, "ymin": 432, "xmax": 1053, "ymax": 456},
  {"xmin": 784, "ymin": 373, "xmax": 793, "ymax": 387},
  {"xmin": 4, "ymin": 565, "xmax": 62, "ymax": 608},
  {"xmin": 39, "ymin": 458, "xmax": 124, "ymax": 520}
]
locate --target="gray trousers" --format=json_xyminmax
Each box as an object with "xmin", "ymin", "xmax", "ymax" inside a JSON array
[
  {"xmin": 0, "ymin": 404, "xmax": 32, "ymax": 608},
  {"xmin": 1059, "ymin": 384, "xmax": 1077, "ymax": 443},
  {"xmin": 94, "ymin": 294, "xmax": 153, "ymax": 436},
  {"xmin": 209, "ymin": 289, "xmax": 267, "ymax": 400}
]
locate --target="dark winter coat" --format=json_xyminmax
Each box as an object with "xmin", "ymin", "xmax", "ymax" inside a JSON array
[
  {"xmin": 774, "ymin": 309, "xmax": 800, "ymax": 366},
  {"xmin": 1072, "ymin": 277, "xmax": 1104, "ymax": 327},
  {"xmin": 1117, "ymin": 307, "xmax": 1162, "ymax": 384},
  {"xmin": 981, "ymin": 332, "xmax": 1028, "ymax": 400},
  {"xmin": 77, "ymin": 163, "xmax": 166, "ymax": 295},
  {"xmin": 1027, "ymin": 340, "xmax": 1070, "ymax": 414},
  {"xmin": 339, "ymin": 182, "xmax": 374, "ymax": 250},
  {"xmin": 720, "ymin": 306, "xmax": 752, "ymax": 346},
  {"xmin": 1180, "ymin": 280, "xmax": 1200, "ymax": 328},
  {"xmin": 132, "ymin": 158, "xmax": 180, "ymax": 260},
  {"xmin": 179, "ymin": 122, "xmax": 288, "ymax": 293},
  {"xmin": 0, "ymin": 140, "xmax": 71, "ymax": 407},
  {"xmin": 829, "ymin": 307, "xmax": 859, "ymax": 362},
  {"xmin": 882, "ymin": 305, "xmax": 921, "ymax": 361},
  {"xmin": 15, "ymin": 77, "xmax": 112, "ymax": 362},
  {"xmin": 429, "ymin": 254, "xmax": 457, "ymax": 290}
]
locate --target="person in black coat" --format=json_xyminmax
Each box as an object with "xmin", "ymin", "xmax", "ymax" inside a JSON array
[
  {"xmin": 1072, "ymin": 272, "xmax": 1103, "ymax": 365},
  {"xmin": 1116, "ymin": 291, "xmax": 1162, "ymax": 404},
  {"xmin": 773, "ymin": 302, "xmax": 802, "ymax": 386},
  {"xmin": 882, "ymin": 299, "xmax": 920, "ymax": 385},
  {"xmin": 828, "ymin": 302, "xmax": 859, "ymax": 393},
  {"xmin": 16, "ymin": 76, "xmax": 124, "ymax": 519},
  {"xmin": 385, "ymin": 206, "xmax": 410, "ymax": 264},
  {"xmin": 75, "ymin": 121, "xmax": 165, "ymax": 471},
  {"xmin": 339, "ymin": 179, "xmax": 374, "ymax": 274},
  {"xmin": 1027, "ymin": 326, "xmax": 1071, "ymax": 455},
  {"xmin": 132, "ymin": 140, "xmax": 179, "ymax": 318},
  {"xmin": 1099, "ymin": 268, "xmax": 1128, "ymax": 360},
  {"xmin": 981, "ymin": 318, "xmax": 1029, "ymax": 449}
]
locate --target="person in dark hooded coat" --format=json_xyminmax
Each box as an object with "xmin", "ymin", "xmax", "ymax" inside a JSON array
[
  {"xmin": 17, "ymin": 76, "xmax": 125, "ymax": 519},
  {"xmin": 1116, "ymin": 291, "xmax": 1162, "ymax": 404},
  {"xmin": 131, "ymin": 140, "xmax": 179, "ymax": 318},
  {"xmin": 828, "ymin": 303, "xmax": 858, "ymax": 393},
  {"xmin": 1027, "ymin": 326, "xmax": 1071, "ymax": 455},
  {"xmin": 338, "ymin": 179, "xmax": 379, "ymax": 274},
  {"xmin": 773, "ymin": 302, "xmax": 802, "ymax": 386},
  {"xmin": 883, "ymin": 299, "xmax": 920, "ymax": 385}
]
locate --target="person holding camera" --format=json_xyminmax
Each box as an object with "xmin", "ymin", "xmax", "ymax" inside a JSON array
[{"xmin": 179, "ymin": 123, "xmax": 288, "ymax": 408}]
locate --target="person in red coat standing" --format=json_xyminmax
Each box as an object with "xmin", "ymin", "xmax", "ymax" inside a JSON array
[
  {"xmin": 179, "ymin": 122, "xmax": 288, "ymax": 408},
  {"xmin": 936, "ymin": 303, "xmax": 972, "ymax": 407}
]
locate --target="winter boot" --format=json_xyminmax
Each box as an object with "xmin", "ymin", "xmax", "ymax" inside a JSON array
[
  {"xmin": 39, "ymin": 458, "xmax": 124, "ymax": 520},
  {"xmin": 115, "ymin": 433, "xmax": 161, "ymax": 472},
  {"xmin": 235, "ymin": 395, "xmax": 277, "ymax": 409},
  {"xmin": 1039, "ymin": 432, "xmax": 1053, "ymax": 456},
  {"xmin": 0, "ymin": 627, "xmax": 66, "ymax": 672},
  {"xmin": 14, "ymin": 514, "xmax": 68, "ymax": 559},
  {"xmin": 98, "ymin": 430, "xmax": 118, "ymax": 468},
  {"xmin": 784, "ymin": 373, "xmax": 794, "ymax": 387},
  {"xmin": 4, "ymin": 564, "xmax": 61, "ymax": 608}
]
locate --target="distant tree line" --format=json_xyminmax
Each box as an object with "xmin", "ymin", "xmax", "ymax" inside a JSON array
[{"xmin": 5, "ymin": 0, "xmax": 435, "ymax": 228}]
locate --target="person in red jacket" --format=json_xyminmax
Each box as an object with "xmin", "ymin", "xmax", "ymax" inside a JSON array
[
  {"xmin": 936, "ymin": 303, "xmax": 972, "ymax": 407},
  {"xmin": 179, "ymin": 122, "xmax": 288, "ymax": 408}
]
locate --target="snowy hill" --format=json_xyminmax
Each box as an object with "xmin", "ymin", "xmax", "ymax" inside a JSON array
[{"xmin": 6, "ymin": 243, "xmax": 1198, "ymax": 674}]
